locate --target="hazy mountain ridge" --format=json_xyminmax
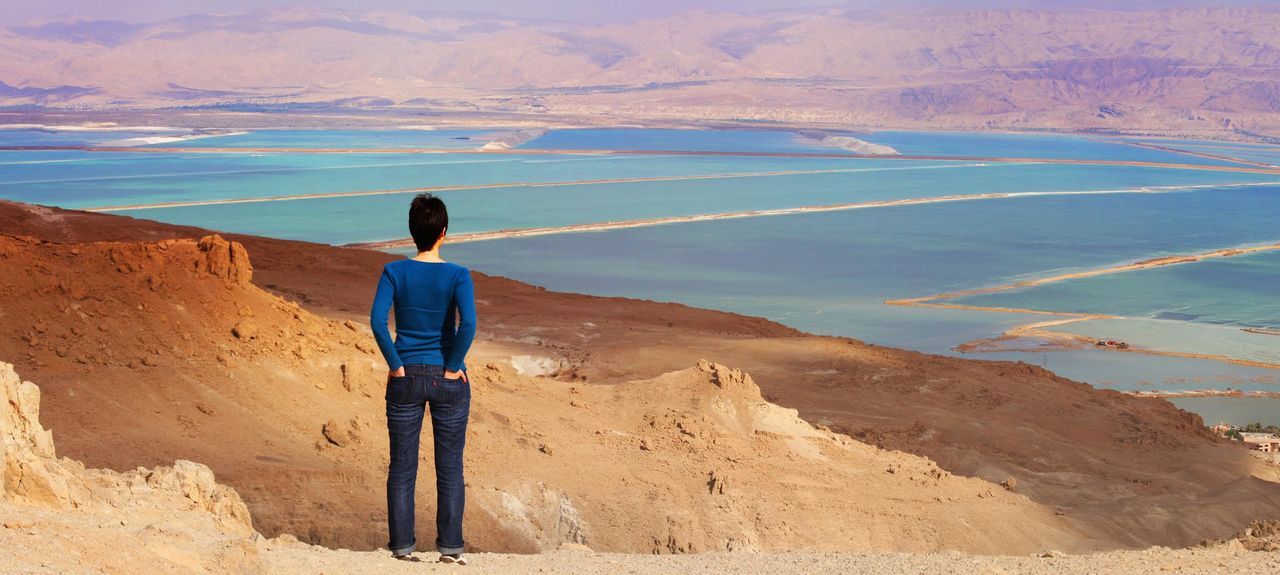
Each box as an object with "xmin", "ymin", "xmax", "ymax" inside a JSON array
[{"xmin": 3, "ymin": 6, "xmax": 1280, "ymax": 132}]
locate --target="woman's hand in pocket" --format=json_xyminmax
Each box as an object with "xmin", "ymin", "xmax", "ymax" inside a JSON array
[
  {"xmin": 388, "ymin": 366, "xmax": 406, "ymax": 379},
  {"xmin": 444, "ymin": 369, "xmax": 467, "ymax": 382}
]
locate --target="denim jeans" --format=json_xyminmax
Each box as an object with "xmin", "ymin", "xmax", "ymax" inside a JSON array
[{"xmin": 385, "ymin": 364, "xmax": 470, "ymax": 556}]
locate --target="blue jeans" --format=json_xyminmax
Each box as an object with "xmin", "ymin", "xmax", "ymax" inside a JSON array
[{"xmin": 385, "ymin": 364, "xmax": 470, "ymax": 556}]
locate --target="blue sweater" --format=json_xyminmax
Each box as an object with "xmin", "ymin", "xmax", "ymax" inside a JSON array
[{"xmin": 370, "ymin": 259, "xmax": 477, "ymax": 372}]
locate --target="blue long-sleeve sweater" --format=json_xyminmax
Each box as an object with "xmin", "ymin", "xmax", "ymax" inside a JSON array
[{"xmin": 370, "ymin": 259, "xmax": 476, "ymax": 372}]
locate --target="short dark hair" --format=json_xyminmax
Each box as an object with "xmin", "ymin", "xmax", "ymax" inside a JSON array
[{"xmin": 409, "ymin": 194, "xmax": 449, "ymax": 251}]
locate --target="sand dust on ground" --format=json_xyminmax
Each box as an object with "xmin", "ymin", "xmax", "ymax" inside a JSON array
[{"xmin": 5, "ymin": 359, "xmax": 1279, "ymax": 574}]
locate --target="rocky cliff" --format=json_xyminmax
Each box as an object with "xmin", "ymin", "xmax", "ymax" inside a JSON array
[{"xmin": 1, "ymin": 361, "xmax": 261, "ymax": 572}]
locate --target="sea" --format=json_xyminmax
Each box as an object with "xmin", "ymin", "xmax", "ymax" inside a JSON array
[{"xmin": 2, "ymin": 125, "xmax": 1276, "ymax": 426}]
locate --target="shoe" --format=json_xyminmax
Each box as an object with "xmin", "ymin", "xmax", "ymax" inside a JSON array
[
  {"xmin": 439, "ymin": 553, "xmax": 468, "ymax": 565},
  {"xmin": 394, "ymin": 554, "xmax": 421, "ymax": 562}
]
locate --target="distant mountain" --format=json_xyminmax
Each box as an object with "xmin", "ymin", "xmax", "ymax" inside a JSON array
[
  {"xmin": 0, "ymin": 80, "xmax": 98, "ymax": 103},
  {"xmin": 3, "ymin": 6, "xmax": 1279, "ymax": 132}
]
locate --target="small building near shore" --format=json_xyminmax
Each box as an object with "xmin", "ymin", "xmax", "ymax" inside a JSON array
[{"xmin": 1240, "ymin": 432, "xmax": 1280, "ymax": 453}]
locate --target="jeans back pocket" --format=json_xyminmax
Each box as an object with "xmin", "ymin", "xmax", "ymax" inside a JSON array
[{"xmin": 385, "ymin": 374, "xmax": 415, "ymax": 404}]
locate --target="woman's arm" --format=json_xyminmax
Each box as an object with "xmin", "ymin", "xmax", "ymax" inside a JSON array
[
  {"xmin": 443, "ymin": 269, "xmax": 476, "ymax": 373},
  {"xmin": 370, "ymin": 267, "xmax": 404, "ymax": 372}
]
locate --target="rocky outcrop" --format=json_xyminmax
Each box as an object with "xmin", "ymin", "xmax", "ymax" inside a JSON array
[
  {"xmin": 697, "ymin": 359, "xmax": 758, "ymax": 396},
  {"xmin": 1, "ymin": 361, "xmax": 251, "ymax": 534},
  {"xmin": 197, "ymin": 234, "xmax": 253, "ymax": 285},
  {"xmin": 463, "ymin": 359, "xmax": 1091, "ymax": 555},
  {"xmin": 135, "ymin": 460, "xmax": 255, "ymax": 535},
  {"xmin": 1207, "ymin": 520, "xmax": 1280, "ymax": 552},
  {"xmin": 0, "ymin": 362, "xmax": 81, "ymax": 506}
]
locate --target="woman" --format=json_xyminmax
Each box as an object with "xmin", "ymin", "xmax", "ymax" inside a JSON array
[{"xmin": 370, "ymin": 193, "xmax": 477, "ymax": 565}]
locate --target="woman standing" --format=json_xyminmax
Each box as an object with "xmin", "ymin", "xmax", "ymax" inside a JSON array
[{"xmin": 370, "ymin": 193, "xmax": 477, "ymax": 565}]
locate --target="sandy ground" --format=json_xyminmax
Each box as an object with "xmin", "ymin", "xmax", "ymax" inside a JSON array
[
  {"xmin": 2, "ymin": 356, "xmax": 1275, "ymax": 575},
  {"xmin": 256, "ymin": 546, "xmax": 1280, "ymax": 575},
  {"xmin": 2, "ymin": 200, "xmax": 1280, "ymax": 555},
  {"xmin": 5, "ymin": 510, "xmax": 1277, "ymax": 575}
]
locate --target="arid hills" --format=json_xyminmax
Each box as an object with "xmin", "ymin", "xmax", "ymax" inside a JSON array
[
  {"xmin": 3, "ymin": 6, "xmax": 1280, "ymax": 134},
  {"xmin": 5, "ymin": 358, "xmax": 1278, "ymax": 572},
  {"xmin": 1, "ymin": 197, "xmax": 1279, "ymax": 569}
]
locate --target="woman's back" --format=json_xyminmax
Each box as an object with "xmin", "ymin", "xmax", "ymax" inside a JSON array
[{"xmin": 370, "ymin": 259, "xmax": 476, "ymax": 373}]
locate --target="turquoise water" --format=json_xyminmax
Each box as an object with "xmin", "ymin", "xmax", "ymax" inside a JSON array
[
  {"xmin": 1123, "ymin": 137, "xmax": 1280, "ymax": 153},
  {"xmin": 447, "ymin": 187, "xmax": 1280, "ymax": 349},
  {"xmin": 113, "ymin": 162, "xmax": 986, "ymax": 244},
  {"xmin": 952, "ymin": 251, "xmax": 1280, "ymax": 329},
  {"xmin": 1139, "ymin": 143, "xmax": 1280, "ymax": 167},
  {"xmin": 2, "ymin": 151, "xmax": 934, "ymax": 208},
  {"xmin": 979, "ymin": 348, "xmax": 1278, "ymax": 391},
  {"xmin": 108, "ymin": 164, "xmax": 1277, "ymax": 245},
  {"xmin": 2, "ymin": 127, "xmax": 1274, "ymax": 212},
  {"xmin": 1044, "ymin": 319, "xmax": 1280, "ymax": 366},
  {"xmin": 526, "ymin": 128, "xmax": 1238, "ymax": 166},
  {"xmin": 0, "ymin": 150, "xmax": 144, "ymax": 165},
  {"xmin": 1169, "ymin": 397, "xmax": 1280, "ymax": 428},
  {"xmin": 947, "ymin": 250, "xmax": 1280, "ymax": 367},
  {"xmin": 1114, "ymin": 137, "xmax": 1280, "ymax": 167},
  {"xmin": 856, "ymin": 130, "xmax": 1242, "ymax": 166},
  {"xmin": 522, "ymin": 128, "xmax": 849, "ymax": 153},
  {"xmin": 1130, "ymin": 137, "xmax": 1280, "ymax": 151}
]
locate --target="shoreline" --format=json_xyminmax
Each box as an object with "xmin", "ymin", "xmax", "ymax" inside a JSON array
[
  {"xmin": 1128, "ymin": 389, "xmax": 1280, "ymax": 399},
  {"xmin": 887, "ymin": 242, "xmax": 1280, "ymax": 307},
  {"xmin": 888, "ymin": 242, "xmax": 1280, "ymax": 370},
  {"xmin": 1116, "ymin": 140, "xmax": 1280, "ymax": 169},
  {"xmin": 348, "ymin": 183, "xmax": 1280, "ymax": 249},
  {"xmin": 88, "ymin": 166, "xmax": 1279, "ymax": 215},
  {"xmin": 2, "ymin": 109, "xmax": 1277, "ymax": 144},
  {"xmin": 98, "ymin": 131, "xmax": 250, "ymax": 147},
  {"xmin": 4, "ymin": 145, "xmax": 1280, "ymax": 177},
  {"xmin": 84, "ymin": 165, "xmax": 990, "ymax": 212}
]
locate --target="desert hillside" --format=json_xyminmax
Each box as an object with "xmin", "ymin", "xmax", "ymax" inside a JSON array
[
  {"xmin": 4, "ymin": 360, "xmax": 1280, "ymax": 573},
  {"xmin": 4, "ymin": 200, "xmax": 1280, "ymax": 551},
  {"xmin": 2, "ymin": 7, "xmax": 1280, "ymax": 133},
  {"xmin": 0, "ymin": 229, "xmax": 1092, "ymax": 554}
]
